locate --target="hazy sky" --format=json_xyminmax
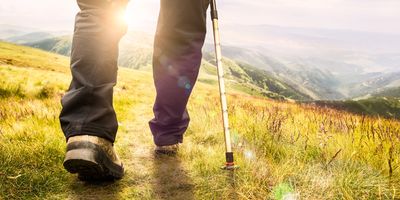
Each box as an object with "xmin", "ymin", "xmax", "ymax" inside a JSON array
[{"xmin": 1, "ymin": 0, "xmax": 400, "ymax": 34}]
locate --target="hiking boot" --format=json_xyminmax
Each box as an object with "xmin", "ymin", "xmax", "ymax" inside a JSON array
[
  {"xmin": 63, "ymin": 135, "xmax": 124, "ymax": 181},
  {"xmin": 155, "ymin": 144, "xmax": 180, "ymax": 155}
]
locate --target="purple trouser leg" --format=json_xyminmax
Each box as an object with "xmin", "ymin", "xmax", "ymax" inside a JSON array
[{"xmin": 149, "ymin": 0, "xmax": 210, "ymax": 146}]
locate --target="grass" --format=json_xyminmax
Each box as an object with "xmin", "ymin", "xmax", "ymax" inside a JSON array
[{"xmin": 0, "ymin": 41, "xmax": 400, "ymax": 199}]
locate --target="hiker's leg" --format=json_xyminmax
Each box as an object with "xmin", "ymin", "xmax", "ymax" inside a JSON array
[
  {"xmin": 60, "ymin": 0, "xmax": 128, "ymax": 143},
  {"xmin": 149, "ymin": 0, "xmax": 210, "ymax": 146}
]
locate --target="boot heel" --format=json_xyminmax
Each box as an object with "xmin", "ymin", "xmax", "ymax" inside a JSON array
[
  {"xmin": 63, "ymin": 136, "xmax": 124, "ymax": 180},
  {"xmin": 63, "ymin": 149, "xmax": 102, "ymax": 175}
]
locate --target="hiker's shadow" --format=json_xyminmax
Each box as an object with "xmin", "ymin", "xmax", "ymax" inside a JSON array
[
  {"xmin": 68, "ymin": 178, "xmax": 122, "ymax": 200},
  {"xmin": 152, "ymin": 154, "xmax": 194, "ymax": 200}
]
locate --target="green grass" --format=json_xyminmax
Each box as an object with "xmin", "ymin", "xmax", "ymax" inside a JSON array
[{"xmin": 1, "ymin": 41, "xmax": 400, "ymax": 199}]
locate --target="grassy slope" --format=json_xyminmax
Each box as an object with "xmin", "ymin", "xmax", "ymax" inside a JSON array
[
  {"xmin": 202, "ymin": 52, "xmax": 312, "ymax": 101},
  {"xmin": 307, "ymin": 97, "xmax": 400, "ymax": 119},
  {"xmin": 1, "ymin": 41, "xmax": 400, "ymax": 199}
]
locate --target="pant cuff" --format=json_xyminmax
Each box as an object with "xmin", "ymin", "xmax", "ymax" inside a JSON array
[
  {"xmin": 63, "ymin": 123, "xmax": 116, "ymax": 143},
  {"xmin": 153, "ymin": 135, "xmax": 183, "ymax": 146}
]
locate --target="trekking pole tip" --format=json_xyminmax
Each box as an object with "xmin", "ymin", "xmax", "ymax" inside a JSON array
[{"xmin": 221, "ymin": 162, "xmax": 239, "ymax": 170}]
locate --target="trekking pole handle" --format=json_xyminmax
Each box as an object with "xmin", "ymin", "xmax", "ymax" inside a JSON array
[{"xmin": 210, "ymin": 0, "xmax": 219, "ymax": 19}]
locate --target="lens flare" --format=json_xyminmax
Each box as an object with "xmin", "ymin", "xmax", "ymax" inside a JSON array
[{"xmin": 244, "ymin": 149, "xmax": 255, "ymax": 160}]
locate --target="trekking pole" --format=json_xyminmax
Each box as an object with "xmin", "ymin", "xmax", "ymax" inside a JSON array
[{"xmin": 210, "ymin": 0, "xmax": 237, "ymax": 170}]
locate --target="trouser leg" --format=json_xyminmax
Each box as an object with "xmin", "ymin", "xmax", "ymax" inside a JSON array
[
  {"xmin": 60, "ymin": 0, "xmax": 128, "ymax": 143},
  {"xmin": 149, "ymin": 0, "xmax": 210, "ymax": 146}
]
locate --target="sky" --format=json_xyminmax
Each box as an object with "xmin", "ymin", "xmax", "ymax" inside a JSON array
[{"xmin": 1, "ymin": 0, "xmax": 400, "ymax": 34}]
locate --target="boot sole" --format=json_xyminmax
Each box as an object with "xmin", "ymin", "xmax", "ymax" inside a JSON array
[
  {"xmin": 63, "ymin": 146, "xmax": 124, "ymax": 181},
  {"xmin": 154, "ymin": 149, "xmax": 177, "ymax": 156}
]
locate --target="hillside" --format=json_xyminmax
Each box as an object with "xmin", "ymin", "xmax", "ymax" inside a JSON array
[
  {"xmin": 3, "ymin": 25, "xmax": 400, "ymax": 100},
  {"xmin": 345, "ymin": 72, "xmax": 400, "ymax": 98},
  {"xmin": 6, "ymin": 32, "xmax": 55, "ymax": 44},
  {"xmin": 203, "ymin": 44, "xmax": 343, "ymax": 100},
  {"xmin": 19, "ymin": 33, "xmax": 311, "ymax": 101},
  {"xmin": 304, "ymin": 97, "xmax": 400, "ymax": 119},
  {"xmin": 372, "ymin": 87, "xmax": 400, "ymax": 98},
  {"xmin": 26, "ymin": 35, "xmax": 72, "ymax": 56},
  {"xmin": 1, "ymin": 41, "xmax": 400, "ymax": 199},
  {"xmin": 206, "ymin": 24, "xmax": 400, "ymax": 100},
  {"xmin": 0, "ymin": 24, "xmax": 38, "ymax": 38}
]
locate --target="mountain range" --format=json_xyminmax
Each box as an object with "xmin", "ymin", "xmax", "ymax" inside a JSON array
[{"xmin": 1, "ymin": 23, "xmax": 399, "ymax": 102}]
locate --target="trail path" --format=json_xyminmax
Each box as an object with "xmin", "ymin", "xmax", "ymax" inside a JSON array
[
  {"xmin": 67, "ymin": 87, "xmax": 198, "ymax": 200},
  {"xmin": 62, "ymin": 69, "xmax": 241, "ymax": 200}
]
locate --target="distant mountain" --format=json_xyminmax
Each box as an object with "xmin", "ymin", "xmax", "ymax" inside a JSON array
[
  {"xmin": 304, "ymin": 97, "xmax": 400, "ymax": 119},
  {"xmin": 346, "ymin": 72, "xmax": 400, "ymax": 98},
  {"xmin": 5, "ymin": 25, "xmax": 400, "ymax": 101},
  {"xmin": 0, "ymin": 24, "xmax": 38, "ymax": 39},
  {"xmin": 371, "ymin": 87, "xmax": 400, "ymax": 98},
  {"xmin": 26, "ymin": 35, "xmax": 72, "ymax": 56},
  {"xmin": 0, "ymin": 24, "xmax": 71, "ymax": 43},
  {"xmin": 7, "ymin": 32, "xmax": 55, "ymax": 44},
  {"xmin": 22, "ymin": 32, "xmax": 153, "ymax": 69},
  {"xmin": 118, "ymin": 32, "xmax": 154, "ymax": 70},
  {"xmin": 211, "ymin": 24, "xmax": 400, "ymax": 99},
  {"xmin": 17, "ymin": 31, "xmax": 309, "ymax": 100},
  {"xmin": 204, "ymin": 45, "xmax": 343, "ymax": 100},
  {"xmin": 202, "ymin": 52, "xmax": 312, "ymax": 100}
]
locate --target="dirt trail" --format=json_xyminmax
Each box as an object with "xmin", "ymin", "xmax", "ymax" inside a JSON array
[{"xmin": 66, "ymin": 102, "xmax": 195, "ymax": 200}]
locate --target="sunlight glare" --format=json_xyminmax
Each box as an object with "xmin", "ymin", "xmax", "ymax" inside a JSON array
[{"xmin": 123, "ymin": 1, "xmax": 159, "ymax": 30}]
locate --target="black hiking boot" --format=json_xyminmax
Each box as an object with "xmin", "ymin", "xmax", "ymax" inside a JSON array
[
  {"xmin": 155, "ymin": 144, "xmax": 180, "ymax": 155},
  {"xmin": 63, "ymin": 135, "xmax": 124, "ymax": 181}
]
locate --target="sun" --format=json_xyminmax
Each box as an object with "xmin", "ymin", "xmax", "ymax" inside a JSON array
[{"xmin": 122, "ymin": 1, "xmax": 159, "ymax": 29}]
